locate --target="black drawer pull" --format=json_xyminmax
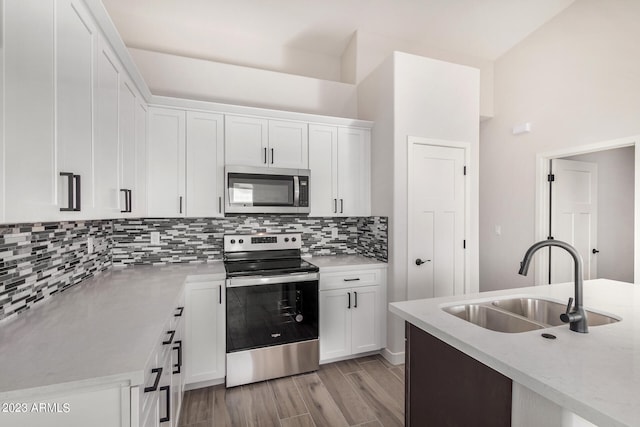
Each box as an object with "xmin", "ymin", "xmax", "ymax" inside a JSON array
[
  {"xmin": 343, "ymin": 278, "xmax": 360, "ymax": 282},
  {"xmin": 174, "ymin": 306, "xmax": 184, "ymax": 317},
  {"xmin": 160, "ymin": 385, "xmax": 170, "ymax": 422},
  {"xmin": 163, "ymin": 330, "xmax": 176, "ymax": 345},
  {"xmin": 144, "ymin": 367, "xmax": 162, "ymax": 392},
  {"xmin": 173, "ymin": 340, "xmax": 182, "ymax": 374}
]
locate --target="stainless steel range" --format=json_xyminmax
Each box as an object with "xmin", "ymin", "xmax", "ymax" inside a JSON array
[{"xmin": 223, "ymin": 232, "xmax": 319, "ymax": 387}]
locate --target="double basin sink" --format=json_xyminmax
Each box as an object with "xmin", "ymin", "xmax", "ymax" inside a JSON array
[{"xmin": 442, "ymin": 297, "xmax": 620, "ymax": 333}]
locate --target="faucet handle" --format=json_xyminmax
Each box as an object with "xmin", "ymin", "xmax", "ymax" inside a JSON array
[{"xmin": 560, "ymin": 297, "xmax": 574, "ymax": 323}]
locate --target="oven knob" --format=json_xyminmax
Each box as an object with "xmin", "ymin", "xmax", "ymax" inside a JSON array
[
  {"xmin": 284, "ymin": 238, "xmax": 289, "ymax": 242},
  {"xmin": 292, "ymin": 237, "xmax": 297, "ymax": 242},
  {"xmin": 239, "ymin": 239, "xmax": 244, "ymax": 244},
  {"xmin": 230, "ymin": 239, "xmax": 236, "ymax": 244}
]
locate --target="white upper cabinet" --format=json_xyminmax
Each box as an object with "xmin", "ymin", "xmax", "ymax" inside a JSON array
[
  {"xmin": 94, "ymin": 36, "xmax": 122, "ymax": 218},
  {"xmin": 134, "ymin": 101, "xmax": 149, "ymax": 217},
  {"xmin": 308, "ymin": 124, "xmax": 337, "ymax": 216},
  {"xmin": 224, "ymin": 115, "xmax": 268, "ymax": 167},
  {"xmin": 225, "ymin": 115, "xmax": 308, "ymax": 169},
  {"xmin": 336, "ymin": 127, "xmax": 371, "ymax": 216},
  {"xmin": 309, "ymin": 125, "xmax": 370, "ymax": 217},
  {"xmin": 148, "ymin": 107, "xmax": 186, "ymax": 217},
  {"xmin": 3, "ymin": 0, "xmax": 57, "ymax": 223},
  {"xmin": 56, "ymin": 0, "xmax": 96, "ymax": 219},
  {"xmin": 186, "ymin": 111, "xmax": 224, "ymax": 217},
  {"xmin": 268, "ymin": 120, "xmax": 308, "ymax": 169},
  {"xmin": 119, "ymin": 78, "xmax": 137, "ymax": 216}
]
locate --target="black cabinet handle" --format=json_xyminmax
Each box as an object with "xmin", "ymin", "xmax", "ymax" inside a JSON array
[
  {"xmin": 144, "ymin": 367, "xmax": 162, "ymax": 392},
  {"xmin": 347, "ymin": 292, "xmax": 351, "ymax": 309},
  {"xmin": 340, "ymin": 199, "xmax": 344, "ymax": 214},
  {"xmin": 179, "ymin": 196, "xmax": 183, "ymax": 214},
  {"xmin": 333, "ymin": 199, "xmax": 337, "ymax": 213},
  {"xmin": 120, "ymin": 189, "xmax": 132, "ymax": 213},
  {"xmin": 219, "ymin": 285, "xmax": 222, "ymax": 304},
  {"xmin": 354, "ymin": 291, "xmax": 358, "ymax": 308},
  {"xmin": 592, "ymin": 248, "xmax": 600, "ymax": 254},
  {"xmin": 163, "ymin": 330, "xmax": 176, "ymax": 345},
  {"xmin": 343, "ymin": 278, "xmax": 360, "ymax": 282},
  {"xmin": 264, "ymin": 147, "xmax": 267, "ymax": 164},
  {"xmin": 60, "ymin": 172, "xmax": 81, "ymax": 211},
  {"xmin": 271, "ymin": 148, "xmax": 274, "ymax": 164},
  {"xmin": 174, "ymin": 307, "xmax": 184, "ymax": 317},
  {"xmin": 219, "ymin": 196, "xmax": 222, "ymax": 214},
  {"xmin": 173, "ymin": 340, "xmax": 182, "ymax": 374},
  {"xmin": 127, "ymin": 189, "xmax": 132, "ymax": 213},
  {"xmin": 159, "ymin": 385, "xmax": 170, "ymax": 423}
]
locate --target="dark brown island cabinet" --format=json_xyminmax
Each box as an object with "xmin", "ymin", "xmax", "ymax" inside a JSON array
[{"xmin": 405, "ymin": 323, "xmax": 513, "ymax": 427}]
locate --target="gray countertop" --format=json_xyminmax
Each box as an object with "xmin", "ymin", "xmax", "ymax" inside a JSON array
[{"xmin": 0, "ymin": 262, "xmax": 226, "ymax": 400}]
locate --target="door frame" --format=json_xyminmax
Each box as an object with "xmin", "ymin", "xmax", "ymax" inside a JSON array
[
  {"xmin": 407, "ymin": 137, "xmax": 471, "ymax": 295},
  {"xmin": 535, "ymin": 135, "xmax": 640, "ymax": 285}
]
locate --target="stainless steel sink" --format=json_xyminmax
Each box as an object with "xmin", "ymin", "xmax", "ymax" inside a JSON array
[
  {"xmin": 491, "ymin": 298, "xmax": 620, "ymax": 327},
  {"xmin": 442, "ymin": 297, "xmax": 620, "ymax": 333},
  {"xmin": 442, "ymin": 304, "xmax": 544, "ymax": 333}
]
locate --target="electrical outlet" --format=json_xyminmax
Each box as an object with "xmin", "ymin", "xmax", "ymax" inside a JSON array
[
  {"xmin": 150, "ymin": 231, "xmax": 160, "ymax": 245},
  {"xmin": 331, "ymin": 228, "xmax": 339, "ymax": 239},
  {"xmin": 87, "ymin": 237, "xmax": 94, "ymax": 254}
]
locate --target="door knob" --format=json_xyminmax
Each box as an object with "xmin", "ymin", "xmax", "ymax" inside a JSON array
[
  {"xmin": 592, "ymin": 248, "xmax": 600, "ymax": 254},
  {"xmin": 415, "ymin": 258, "xmax": 431, "ymax": 266}
]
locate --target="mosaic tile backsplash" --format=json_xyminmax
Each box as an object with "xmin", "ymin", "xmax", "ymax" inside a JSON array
[
  {"xmin": 111, "ymin": 216, "xmax": 388, "ymax": 265},
  {"xmin": 0, "ymin": 221, "xmax": 112, "ymax": 321},
  {"xmin": 0, "ymin": 216, "xmax": 386, "ymax": 321}
]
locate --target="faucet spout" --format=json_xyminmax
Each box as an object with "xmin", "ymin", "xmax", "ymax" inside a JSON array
[{"xmin": 518, "ymin": 239, "xmax": 588, "ymax": 333}]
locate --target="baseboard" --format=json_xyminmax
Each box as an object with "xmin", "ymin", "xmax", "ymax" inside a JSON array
[{"xmin": 381, "ymin": 347, "xmax": 405, "ymax": 365}]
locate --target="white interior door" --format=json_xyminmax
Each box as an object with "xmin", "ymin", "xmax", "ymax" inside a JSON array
[
  {"xmin": 550, "ymin": 159, "xmax": 598, "ymax": 283},
  {"xmin": 408, "ymin": 142, "xmax": 466, "ymax": 299}
]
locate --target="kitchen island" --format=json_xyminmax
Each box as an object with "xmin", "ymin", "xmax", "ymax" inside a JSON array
[{"xmin": 389, "ymin": 279, "xmax": 640, "ymax": 427}]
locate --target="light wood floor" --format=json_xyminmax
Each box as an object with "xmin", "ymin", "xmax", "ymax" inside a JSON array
[{"xmin": 178, "ymin": 354, "xmax": 405, "ymax": 427}]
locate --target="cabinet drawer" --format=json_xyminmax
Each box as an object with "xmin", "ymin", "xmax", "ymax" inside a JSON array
[{"xmin": 320, "ymin": 269, "xmax": 382, "ymax": 291}]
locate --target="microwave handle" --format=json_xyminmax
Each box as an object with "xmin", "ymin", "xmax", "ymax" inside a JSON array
[{"xmin": 293, "ymin": 176, "xmax": 300, "ymax": 207}]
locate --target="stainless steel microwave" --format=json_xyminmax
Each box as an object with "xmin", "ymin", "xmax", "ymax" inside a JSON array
[{"xmin": 225, "ymin": 165, "xmax": 310, "ymax": 214}]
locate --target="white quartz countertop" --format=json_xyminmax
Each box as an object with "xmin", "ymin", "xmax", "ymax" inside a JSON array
[
  {"xmin": 0, "ymin": 262, "xmax": 226, "ymax": 400},
  {"xmin": 307, "ymin": 255, "xmax": 386, "ymax": 270},
  {"xmin": 389, "ymin": 279, "xmax": 640, "ymax": 427}
]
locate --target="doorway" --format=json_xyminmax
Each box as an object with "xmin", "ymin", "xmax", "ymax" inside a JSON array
[
  {"xmin": 535, "ymin": 137, "xmax": 638, "ymax": 285},
  {"xmin": 407, "ymin": 137, "xmax": 470, "ymax": 299}
]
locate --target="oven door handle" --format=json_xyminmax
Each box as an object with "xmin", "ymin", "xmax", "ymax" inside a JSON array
[{"xmin": 227, "ymin": 272, "xmax": 319, "ymax": 287}]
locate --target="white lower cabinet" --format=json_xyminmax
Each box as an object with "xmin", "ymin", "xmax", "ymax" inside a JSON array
[
  {"xmin": 184, "ymin": 280, "xmax": 226, "ymax": 387},
  {"xmin": 319, "ymin": 267, "xmax": 386, "ymax": 362}
]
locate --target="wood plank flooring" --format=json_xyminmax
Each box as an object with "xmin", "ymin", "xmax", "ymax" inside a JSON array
[{"xmin": 179, "ymin": 355, "xmax": 405, "ymax": 427}]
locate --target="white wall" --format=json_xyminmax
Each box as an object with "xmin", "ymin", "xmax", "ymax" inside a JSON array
[
  {"xmin": 358, "ymin": 52, "xmax": 480, "ymax": 357},
  {"xmin": 564, "ymin": 147, "xmax": 634, "ymax": 282},
  {"xmin": 129, "ymin": 48, "xmax": 358, "ymax": 118},
  {"xmin": 353, "ymin": 31, "xmax": 493, "ymax": 119},
  {"xmin": 479, "ymin": 0, "xmax": 640, "ymax": 291}
]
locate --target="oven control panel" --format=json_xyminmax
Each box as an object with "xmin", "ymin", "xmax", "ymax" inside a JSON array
[{"xmin": 224, "ymin": 233, "xmax": 302, "ymax": 252}]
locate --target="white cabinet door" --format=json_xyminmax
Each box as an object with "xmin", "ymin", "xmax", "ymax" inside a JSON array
[
  {"xmin": 186, "ymin": 111, "xmax": 224, "ymax": 217},
  {"xmin": 134, "ymin": 100, "xmax": 148, "ymax": 217},
  {"xmin": 308, "ymin": 124, "xmax": 338, "ymax": 216},
  {"xmin": 148, "ymin": 107, "xmax": 186, "ymax": 217},
  {"xmin": 185, "ymin": 281, "xmax": 226, "ymax": 385},
  {"xmin": 337, "ymin": 127, "xmax": 371, "ymax": 216},
  {"xmin": 119, "ymin": 78, "xmax": 137, "ymax": 216},
  {"xmin": 224, "ymin": 115, "xmax": 268, "ymax": 167},
  {"xmin": 3, "ymin": 0, "xmax": 57, "ymax": 223},
  {"xmin": 56, "ymin": 0, "xmax": 96, "ymax": 220},
  {"xmin": 319, "ymin": 289, "xmax": 351, "ymax": 361},
  {"xmin": 350, "ymin": 285, "xmax": 382, "ymax": 354},
  {"xmin": 268, "ymin": 120, "xmax": 308, "ymax": 169},
  {"xmin": 94, "ymin": 36, "xmax": 122, "ymax": 218}
]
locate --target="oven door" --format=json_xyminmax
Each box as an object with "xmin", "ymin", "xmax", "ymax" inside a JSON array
[
  {"xmin": 225, "ymin": 165, "xmax": 310, "ymax": 214},
  {"xmin": 226, "ymin": 274, "xmax": 319, "ymax": 353}
]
